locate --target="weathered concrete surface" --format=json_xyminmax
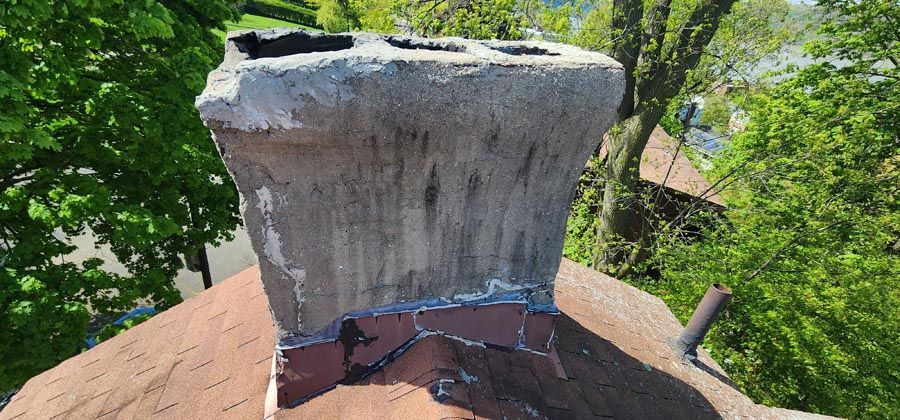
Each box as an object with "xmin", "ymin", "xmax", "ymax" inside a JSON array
[{"xmin": 196, "ymin": 29, "xmax": 624, "ymax": 343}]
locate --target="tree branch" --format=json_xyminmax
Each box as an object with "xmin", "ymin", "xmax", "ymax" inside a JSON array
[
  {"xmin": 745, "ymin": 220, "xmax": 843, "ymax": 282},
  {"xmin": 610, "ymin": 0, "xmax": 645, "ymax": 120},
  {"xmin": 639, "ymin": 0, "xmax": 738, "ymax": 102},
  {"xmin": 638, "ymin": 0, "xmax": 674, "ymax": 81}
]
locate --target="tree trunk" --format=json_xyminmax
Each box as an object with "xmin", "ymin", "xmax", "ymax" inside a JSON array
[
  {"xmin": 198, "ymin": 246, "xmax": 213, "ymax": 289},
  {"xmin": 187, "ymin": 202, "xmax": 214, "ymax": 290},
  {"xmin": 595, "ymin": 106, "xmax": 665, "ymax": 276},
  {"xmin": 594, "ymin": 0, "xmax": 738, "ymax": 277}
]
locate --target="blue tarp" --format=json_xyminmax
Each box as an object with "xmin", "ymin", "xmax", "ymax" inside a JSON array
[
  {"xmin": 84, "ymin": 306, "xmax": 156, "ymax": 348},
  {"xmin": 112, "ymin": 306, "xmax": 156, "ymax": 326}
]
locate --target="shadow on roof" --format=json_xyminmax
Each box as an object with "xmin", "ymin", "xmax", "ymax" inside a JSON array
[{"xmin": 282, "ymin": 313, "xmax": 722, "ymax": 419}]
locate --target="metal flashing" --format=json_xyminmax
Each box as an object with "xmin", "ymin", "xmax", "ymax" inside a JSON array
[
  {"xmin": 270, "ymin": 302, "xmax": 559, "ymax": 407},
  {"xmin": 275, "ymin": 294, "xmax": 558, "ymax": 350}
]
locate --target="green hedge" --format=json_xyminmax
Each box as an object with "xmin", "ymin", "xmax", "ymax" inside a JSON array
[{"xmin": 244, "ymin": 0, "xmax": 319, "ymax": 28}]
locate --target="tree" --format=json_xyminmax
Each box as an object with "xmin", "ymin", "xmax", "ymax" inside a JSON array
[
  {"xmin": 320, "ymin": 0, "xmax": 792, "ymax": 277},
  {"xmin": 0, "ymin": 0, "xmax": 240, "ymax": 390},
  {"xmin": 312, "ymin": 0, "xmax": 360, "ymax": 32},
  {"xmin": 396, "ymin": 0, "xmax": 527, "ymax": 39},
  {"xmin": 530, "ymin": 0, "xmax": 791, "ymax": 276},
  {"xmin": 311, "ymin": 0, "xmax": 407, "ymax": 34},
  {"xmin": 644, "ymin": 0, "xmax": 899, "ymax": 416},
  {"xmin": 685, "ymin": 0, "xmax": 795, "ymax": 92},
  {"xmin": 312, "ymin": 0, "xmax": 528, "ymax": 38},
  {"xmin": 522, "ymin": 0, "xmax": 779, "ymax": 275},
  {"xmin": 592, "ymin": 0, "xmax": 742, "ymax": 276}
]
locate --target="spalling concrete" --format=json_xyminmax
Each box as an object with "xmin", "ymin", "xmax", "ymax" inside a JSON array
[{"xmin": 196, "ymin": 29, "xmax": 624, "ymax": 343}]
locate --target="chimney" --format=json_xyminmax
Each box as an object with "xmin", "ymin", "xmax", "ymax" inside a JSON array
[
  {"xmin": 670, "ymin": 283, "xmax": 733, "ymax": 362},
  {"xmin": 196, "ymin": 29, "xmax": 624, "ymax": 408}
]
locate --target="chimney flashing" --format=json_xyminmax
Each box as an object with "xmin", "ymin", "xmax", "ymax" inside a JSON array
[
  {"xmin": 275, "ymin": 292, "xmax": 559, "ymax": 350},
  {"xmin": 271, "ymin": 300, "xmax": 559, "ymax": 408}
]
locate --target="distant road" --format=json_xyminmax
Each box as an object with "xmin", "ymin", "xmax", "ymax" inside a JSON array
[{"xmin": 64, "ymin": 227, "xmax": 258, "ymax": 298}]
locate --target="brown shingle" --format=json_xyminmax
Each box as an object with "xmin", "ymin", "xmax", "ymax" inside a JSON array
[{"xmin": 0, "ymin": 261, "xmax": 832, "ymax": 420}]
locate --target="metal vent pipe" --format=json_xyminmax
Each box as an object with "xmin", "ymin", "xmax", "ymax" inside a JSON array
[{"xmin": 671, "ymin": 283, "xmax": 732, "ymax": 362}]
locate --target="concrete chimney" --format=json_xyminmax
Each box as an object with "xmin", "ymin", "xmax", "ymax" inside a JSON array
[{"xmin": 197, "ymin": 29, "xmax": 623, "ymax": 408}]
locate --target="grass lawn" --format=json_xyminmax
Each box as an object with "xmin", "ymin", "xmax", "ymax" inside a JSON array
[{"xmin": 213, "ymin": 14, "xmax": 320, "ymax": 40}]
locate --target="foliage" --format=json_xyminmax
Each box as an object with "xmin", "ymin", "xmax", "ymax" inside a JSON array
[
  {"xmin": 311, "ymin": 0, "xmax": 395, "ymax": 33},
  {"xmin": 687, "ymin": 0, "xmax": 796, "ymax": 89},
  {"xmin": 564, "ymin": 158, "xmax": 603, "ymax": 267},
  {"xmin": 312, "ymin": 0, "xmax": 527, "ymax": 39},
  {"xmin": 634, "ymin": 0, "xmax": 899, "ymax": 416},
  {"xmin": 0, "ymin": 0, "xmax": 241, "ymax": 391},
  {"xmin": 400, "ymin": 0, "xmax": 527, "ymax": 39},
  {"xmin": 519, "ymin": 0, "xmax": 579, "ymax": 41},
  {"xmin": 564, "ymin": 0, "xmax": 615, "ymax": 51},
  {"xmin": 698, "ymin": 93, "xmax": 732, "ymax": 130},
  {"xmin": 94, "ymin": 313, "xmax": 154, "ymax": 344},
  {"xmin": 244, "ymin": 0, "xmax": 319, "ymax": 27},
  {"xmin": 658, "ymin": 100, "xmax": 686, "ymax": 136},
  {"xmin": 310, "ymin": 0, "xmax": 354, "ymax": 32},
  {"xmin": 546, "ymin": 0, "xmax": 793, "ymax": 87}
]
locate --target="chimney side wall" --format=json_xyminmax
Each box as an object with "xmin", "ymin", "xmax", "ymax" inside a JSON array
[{"xmin": 198, "ymin": 31, "xmax": 625, "ymax": 342}]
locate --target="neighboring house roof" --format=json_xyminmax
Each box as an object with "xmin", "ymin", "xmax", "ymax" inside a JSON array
[
  {"xmin": 601, "ymin": 126, "xmax": 725, "ymax": 206},
  {"xmin": 0, "ymin": 260, "xmax": 828, "ymax": 420}
]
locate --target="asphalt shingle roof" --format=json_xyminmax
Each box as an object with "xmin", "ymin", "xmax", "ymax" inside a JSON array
[{"xmin": 0, "ymin": 260, "xmax": 830, "ymax": 419}]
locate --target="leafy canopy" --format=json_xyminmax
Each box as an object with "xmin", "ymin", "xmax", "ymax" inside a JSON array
[
  {"xmin": 637, "ymin": 0, "xmax": 899, "ymax": 416},
  {"xmin": 312, "ymin": 0, "xmax": 528, "ymax": 39},
  {"xmin": 0, "ymin": 0, "xmax": 240, "ymax": 390}
]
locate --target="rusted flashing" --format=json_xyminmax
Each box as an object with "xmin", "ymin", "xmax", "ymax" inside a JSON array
[
  {"xmin": 416, "ymin": 303, "xmax": 525, "ymax": 347},
  {"xmin": 523, "ymin": 312, "xmax": 557, "ymax": 352},
  {"xmin": 270, "ymin": 303, "xmax": 559, "ymax": 408},
  {"xmin": 276, "ymin": 289, "xmax": 557, "ymax": 349},
  {"xmin": 346, "ymin": 313, "xmax": 418, "ymax": 368}
]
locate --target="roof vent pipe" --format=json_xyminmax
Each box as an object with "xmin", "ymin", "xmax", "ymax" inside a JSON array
[{"xmin": 670, "ymin": 283, "xmax": 732, "ymax": 362}]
